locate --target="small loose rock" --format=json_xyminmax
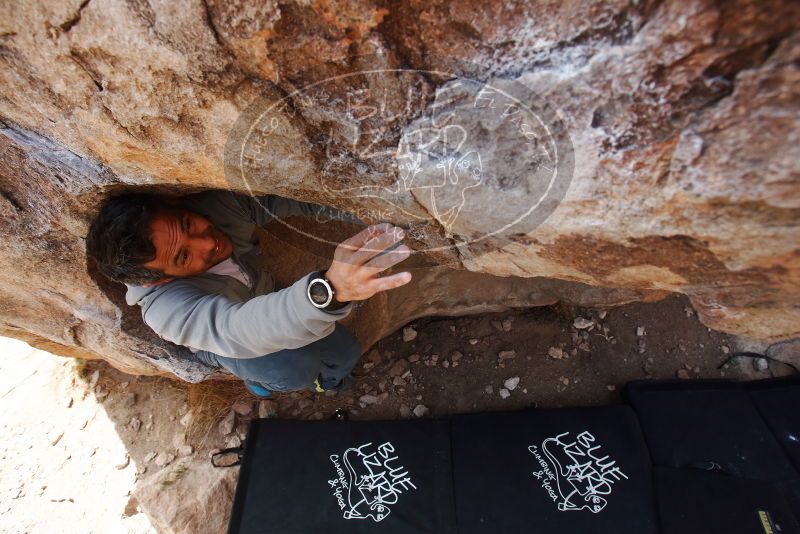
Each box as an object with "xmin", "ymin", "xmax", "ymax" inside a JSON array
[
  {"xmin": 504, "ymin": 377, "xmax": 520, "ymax": 391},
  {"xmin": 389, "ymin": 359, "xmax": 409, "ymax": 377},
  {"xmin": 123, "ymin": 392, "xmax": 137, "ymax": 408},
  {"xmin": 402, "ymin": 326, "xmax": 418, "ymax": 342},
  {"xmin": 258, "ymin": 400, "xmax": 277, "ymax": 419},
  {"xmin": 128, "ymin": 417, "xmax": 142, "ymax": 432},
  {"xmin": 115, "ymin": 455, "xmax": 130, "ymax": 470},
  {"xmin": 359, "ymin": 394, "xmax": 379, "ymax": 406},
  {"xmin": 754, "ymin": 358, "xmax": 769, "ymax": 372},
  {"xmin": 219, "ymin": 410, "xmax": 236, "ymax": 436},
  {"xmin": 156, "ymin": 452, "xmax": 175, "ymax": 467},
  {"xmin": 179, "ymin": 411, "xmax": 193, "ymax": 427},
  {"xmin": 88, "ymin": 370, "xmax": 100, "ymax": 389},
  {"xmin": 233, "ymin": 400, "xmax": 252, "ymax": 416}
]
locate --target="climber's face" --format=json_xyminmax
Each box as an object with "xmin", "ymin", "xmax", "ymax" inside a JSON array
[{"xmin": 141, "ymin": 207, "xmax": 234, "ymax": 286}]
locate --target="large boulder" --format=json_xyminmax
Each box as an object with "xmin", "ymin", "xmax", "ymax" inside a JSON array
[{"xmin": 0, "ymin": 0, "xmax": 797, "ymax": 380}]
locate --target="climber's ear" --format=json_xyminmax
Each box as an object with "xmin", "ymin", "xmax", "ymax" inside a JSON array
[{"xmin": 142, "ymin": 277, "xmax": 175, "ymax": 288}]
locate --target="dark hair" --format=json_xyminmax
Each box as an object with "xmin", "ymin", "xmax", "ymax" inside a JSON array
[{"xmin": 86, "ymin": 193, "xmax": 172, "ymax": 285}]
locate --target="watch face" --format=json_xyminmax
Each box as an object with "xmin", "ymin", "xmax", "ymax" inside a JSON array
[{"xmin": 309, "ymin": 279, "xmax": 331, "ymax": 305}]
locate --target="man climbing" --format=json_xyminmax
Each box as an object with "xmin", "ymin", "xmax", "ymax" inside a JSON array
[{"xmin": 85, "ymin": 189, "xmax": 412, "ymax": 396}]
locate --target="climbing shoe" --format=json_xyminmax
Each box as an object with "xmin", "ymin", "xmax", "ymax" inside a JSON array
[{"xmin": 244, "ymin": 380, "xmax": 271, "ymax": 398}]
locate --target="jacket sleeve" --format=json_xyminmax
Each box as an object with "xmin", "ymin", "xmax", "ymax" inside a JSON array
[
  {"xmin": 232, "ymin": 193, "xmax": 363, "ymax": 227},
  {"xmin": 142, "ymin": 271, "xmax": 354, "ymax": 359}
]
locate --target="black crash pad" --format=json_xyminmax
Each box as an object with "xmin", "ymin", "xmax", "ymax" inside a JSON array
[
  {"xmin": 450, "ymin": 406, "xmax": 658, "ymax": 534},
  {"xmin": 227, "ymin": 418, "xmax": 456, "ymax": 534}
]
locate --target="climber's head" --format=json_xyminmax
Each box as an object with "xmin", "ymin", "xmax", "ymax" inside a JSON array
[{"xmin": 86, "ymin": 193, "xmax": 233, "ymax": 286}]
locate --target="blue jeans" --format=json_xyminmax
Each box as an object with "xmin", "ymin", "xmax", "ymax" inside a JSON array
[{"xmin": 195, "ymin": 323, "xmax": 362, "ymax": 392}]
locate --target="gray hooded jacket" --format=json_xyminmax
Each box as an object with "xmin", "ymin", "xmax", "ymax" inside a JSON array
[{"xmin": 124, "ymin": 190, "xmax": 359, "ymax": 360}]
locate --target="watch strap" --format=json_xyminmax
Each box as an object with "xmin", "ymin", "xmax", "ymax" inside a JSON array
[{"xmin": 308, "ymin": 271, "xmax": 350, "ymax": 311}]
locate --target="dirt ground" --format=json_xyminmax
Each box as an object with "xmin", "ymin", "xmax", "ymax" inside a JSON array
[
  {"xmin": 2, "ymin": 294, "xmax": 796, "ymax": 533},
  {"xmin": 63, "ymin": 293, "xmax": 796, "ymax": 442},
  {"xmin": 292, "ymin": 294, "xmax": 785, "ymax": 420},
  {"xmin": 0, "ymin": 338, "xmax": 157, "ymax": 534}
]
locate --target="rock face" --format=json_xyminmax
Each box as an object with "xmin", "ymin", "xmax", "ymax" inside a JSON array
[
  {"xmin": 0, "ymin": 0, "xmax": 797, "ymax": 380},
  {"xmin": 133, "ymin": 457, "xmax": 238, "ymax": 534}
]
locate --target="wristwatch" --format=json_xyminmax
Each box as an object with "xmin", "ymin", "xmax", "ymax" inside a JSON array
[{"xmin": 307, "ymin": 271, "xmax": 350, "ymax": 311}]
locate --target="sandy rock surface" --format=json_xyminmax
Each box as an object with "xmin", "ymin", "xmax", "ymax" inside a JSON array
[
  {"xmin": 0, "ymin": 0, "xmax": 797, "ymax": 381},
  {"xmin": 0, "ymin": 337, "xmax": 156, "ymax": 534}
]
